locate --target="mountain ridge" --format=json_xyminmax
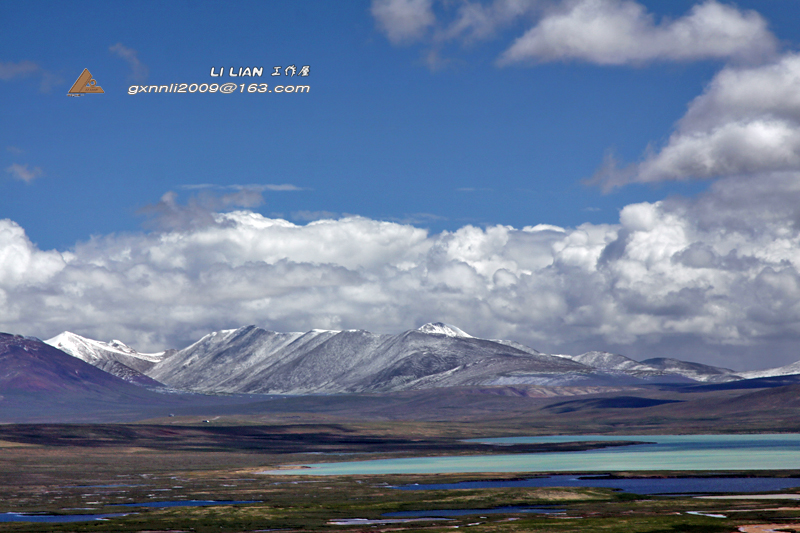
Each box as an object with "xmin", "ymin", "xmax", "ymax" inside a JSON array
[
  {"xmin": 46, "ymin": 331, "xmax": 169, "ymax": 387},
  {"xmin": 45, "ymin": 322, "xmax": 775, "ymax": 395},
  {"xmin": 145, "ymin": 324, "xmax": 592, "ymax": 394}
]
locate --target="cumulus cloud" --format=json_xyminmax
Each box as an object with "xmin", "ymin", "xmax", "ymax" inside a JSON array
[
  {"xmin": 371, "ymin": 0, "xmax": 541, "ymax": 69},
  {"xmin": 372, "ymin": 1, "xmax": 775, "ymax": 69},
  {"xmin": 440, "ymin": 0, "xmax": 539, "ymax": 43},
  {"xmin": 5, "ymin": 163, "xmax": 42, "ymax": 183},
  {"xmin": 371, "ymin": 0, "xmax": 436, "ymax": 44},
  {"xmin": 6, "ymin": 178, "xmax": 800, "ymax": 369},
  {"xmin": 372, "ymin": 0, "xmax": 541, "ymax": 46},
  {"xmin": 0, "ymin": 222, "xmax": 66, "ymax": 288},
  {"xmin": 499, "ymin": 0, "xmax": 776, "ymax": 66},
  {"xmin": 109, "ymin": 43, "xmax": 149, "ymax": 83},
  {"xmin": 596, "ymin": 53, "xmax": 800, "ymax": 188}
]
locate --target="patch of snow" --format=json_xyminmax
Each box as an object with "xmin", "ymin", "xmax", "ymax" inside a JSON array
[
  {"xmin": 45, "ymin": 332, "xmax": 165, "ymax": 363},
  {"xmin": 739, "ymin": 359, "xmax": 800, "ymax": 379},
  {"xmin": 571, "ymin": 351, "xmax": 658, "ymax": 374},
  {"xmin": 417, "ymin": 322, "xmax": 473, "ymax": 338}
]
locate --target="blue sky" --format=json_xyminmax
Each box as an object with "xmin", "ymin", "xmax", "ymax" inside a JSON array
[
  {"xmin": 1, "ymin": 0, "xmax": 735, "ymax": 248},
  {"xmin": 4, "ymin": 1, "xmax": 800, "ymax": 370}
]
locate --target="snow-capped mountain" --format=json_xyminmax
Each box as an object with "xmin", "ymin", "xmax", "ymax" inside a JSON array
[
  {"xmin": 567, "ymin": 351, "xmax": 663, "ymax": 376},
  {"xmin": 44, "ymin": 322, "xmax": 776, "ymax": 395},
  {"xmin": 146, "ymin": 323, "xmax": 593, "ymax": 394},
  {"xmin": 417, "ymin": 322, "xmax": 472, "ymax": 338},
  {"xmin": 641, "ymin": 357, "xmax": 742, "ymax": 383},
  {"xmin": 738, "ymin": 359, "xmax": 800, "ymax": 380},
  {"xmin": 45, "ymin": 331, "xmax": 169, "ymax": 387},
  {"xmin": 560, "ymin": 352, "xmax": 740, "ymax": 383},
  {"xmin": 490, "ymin": 339, "xmax": 541, "ymax": 355},
  {"xmin": 0, "ymin": 333, "xmax": 166, "ymax": 400}
]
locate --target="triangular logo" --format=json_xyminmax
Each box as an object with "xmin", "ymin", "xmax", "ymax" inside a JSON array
[{"xmin": 67, "ymin": 69, "xmax": 104, "ymax": 96}]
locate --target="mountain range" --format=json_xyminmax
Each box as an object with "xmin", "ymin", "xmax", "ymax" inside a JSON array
[
  {"xmin": 0, "ymin": 323, "xmax": 798, "ymax": 425},
  {"xmin": 36, "ymin": 322, "xmax": 798, "ymax": 395}
]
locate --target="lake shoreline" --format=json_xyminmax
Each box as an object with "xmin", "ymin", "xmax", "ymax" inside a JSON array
[{"xmin": 261, "ymin": 434, "xmax": 800, "ymax": 476}]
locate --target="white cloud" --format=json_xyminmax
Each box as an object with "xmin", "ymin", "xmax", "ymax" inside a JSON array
[
  {"xmin": 0, "ymin": 61, "xmax": 39, "ymax": 80},
  {"xmin": 247, "ymin": 183, "xmax": 304, "ymax": 192},
  {"xmin": 0, "ymin": 221, "xmax": 66, "ymax": 289},
  {"xmin": 109, "ymin": 43, "xmax": 149, "ymax": 82},
  {"xmin": 498, "ymin": 0, "xmax": 776, "ymax": 66},
  {"xmin": 371, "ymin": 0, "xmax": 540, "ymax": 47},
  {"xmin": 371, "ymin": 0, "xmax": 436, "ymax": 44},
  {"xmin": 6, "ymin": 179, "xmax": 800, "ymax": 369},
  {"xmin": 370, "ymin": 0, "xmax": 541, "ymax": 70},
  {"xmin": 180, "ymin": 183, "xmax": 304, "ymax": 192},
  {"xmin": 372, "ymin": 1, "xmax": 776, "ymax": 69},
  {"xmin": 440, "ymin": 0, "xmax": 539, "ymax": 43},
  {"xmin": 179, "ymin": 184, "xmax": 216, "ymax": 190},
  {"xmin": 597, "ymin": 53, "xmax": 800, "ymax": 188},
  {"xmin": 0, "ymin": 61, "xmax": 61, "ymax": 92},
  {"xmin": 5, "ymin": 163, "xmax": 42, "ymax": 183}
]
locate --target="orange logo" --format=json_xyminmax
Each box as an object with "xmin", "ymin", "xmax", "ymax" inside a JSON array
[{"xmin": 67, "ymin": 69, "xmax": 104, "ymax": 96}]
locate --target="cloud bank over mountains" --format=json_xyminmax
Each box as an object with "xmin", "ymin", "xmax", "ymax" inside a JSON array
[
  {"xmin": 5, "ymin": 1, "xmax": 800, "ymax": 371},
  {"xmin": 4, "ymin": 170, "xmax": 800, "ymax": 369}
]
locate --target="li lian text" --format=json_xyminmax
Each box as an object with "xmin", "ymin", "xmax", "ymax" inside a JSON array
[{"xmin": 210, "ymin": 66, "xmax": 309, "ymax": 77}]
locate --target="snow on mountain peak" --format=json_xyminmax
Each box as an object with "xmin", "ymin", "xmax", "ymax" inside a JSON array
[
  {"xmin": 45, "ymin": 331, "xmax": 165, "ymax": 363},
  {"xmin": 417, "ymin": 322, "xmax": 473, "ymax": 338},
  {"xmin": 739, "ymin": 359, "xmax": 800, "ymax": 380},
  {"xmin": 108, "ymin": 339, "xmax": 137, "ymax": 354}
]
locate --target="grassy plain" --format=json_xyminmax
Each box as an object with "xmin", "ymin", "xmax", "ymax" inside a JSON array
[{"xmin": 1, "ymin": 419, "xmax": 800, "ymax": 533}]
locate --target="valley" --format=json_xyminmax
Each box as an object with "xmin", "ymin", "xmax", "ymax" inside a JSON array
[
  {"xmin": 3, "ymin": 326, "xmax": 800, "ymax": 531},
  {"xmin": 1, "ymin": 420, "xmax": 800, "ymax": 532}
]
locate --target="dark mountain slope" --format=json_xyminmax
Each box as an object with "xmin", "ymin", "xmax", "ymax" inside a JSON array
[{"xmin": 0, "ymin": 333, "xmax": 184, "ymax": 422}]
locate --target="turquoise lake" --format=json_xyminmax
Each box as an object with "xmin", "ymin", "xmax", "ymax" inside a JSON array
[{"xmin": 261, "ymin": 434, "xmax": 800, "ymax": 476}]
